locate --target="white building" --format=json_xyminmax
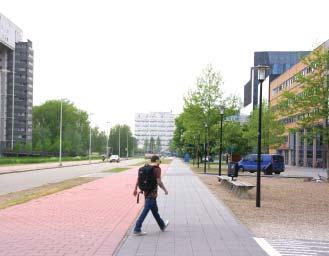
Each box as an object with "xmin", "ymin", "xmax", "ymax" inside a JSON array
[{"xmin": 135, "ymin": 112, "xmax": 175, "ymax": 151}]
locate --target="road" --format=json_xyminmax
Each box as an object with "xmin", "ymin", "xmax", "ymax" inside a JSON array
[{"xmin": 0, "ymin": 158, "xmax": 143, "ymax": 195}]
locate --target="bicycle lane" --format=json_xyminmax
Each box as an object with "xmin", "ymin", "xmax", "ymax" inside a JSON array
[{"xmin": 0, "ymin": 165, "xmax": 168, "ymax": 256}]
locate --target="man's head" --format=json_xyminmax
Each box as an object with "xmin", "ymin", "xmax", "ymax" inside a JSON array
[{"xmin": 150, "ymin": 155, "xmax": 161, "ymax": 165}]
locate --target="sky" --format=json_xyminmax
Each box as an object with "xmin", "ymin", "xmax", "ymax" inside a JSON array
[{"xmin": 1, "ymin": 0, "xmax": 329, "ymax": 132}]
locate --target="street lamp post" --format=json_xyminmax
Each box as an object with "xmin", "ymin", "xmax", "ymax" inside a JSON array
[
  {"xmin": 197, "ymin": 132, "xmax": 200, "ymax": 168},
  {"xmin": 59, "ymin": 100, "xmax": 63, "ymax": 166},
  {"xmin": 106, "ymin": 121, "xmax": 110, "ymax": 162},
  {"xmin": 89, "ymin": 113, "xmax": 94, "ymax": 164},
  {"xmin": 204, "ymin": 123, "xmax": 208, "ymax": 173},
  {"xmin": 126, "ymin": 131, "xmax": 129, "ymax": 158},
  {"xmin": 118, "ymin": 125, "xmax": 121, "ymax": 157},
  {"xmin": 254, "ymin": 65, "xmax": 270, "ymax": 208},
  {"xmin": 218, "ymin": 107, "xmax": 224, "ymax": 176}
]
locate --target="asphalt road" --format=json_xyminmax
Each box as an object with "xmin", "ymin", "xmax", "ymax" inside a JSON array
[{"xmin": 0, "ymin": 158, "xmax": 143, "ymax": 195}]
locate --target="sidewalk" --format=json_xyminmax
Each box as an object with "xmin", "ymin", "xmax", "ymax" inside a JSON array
[
  {"xmin": 116, "ymin": 159, "xmax": 267, "ymax": 256},
  {"xmin": 283, "ymin": 165, "xmax": 328, "ymax": 178},
  {"xmin": 0, "ymin": 159, "xmax": 103, "ymax": 175},
  {"xmin": 0, "ymin": 166, "xmax": 146, "ymax": 256}
]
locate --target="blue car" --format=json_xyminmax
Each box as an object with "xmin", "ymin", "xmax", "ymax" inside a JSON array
[{"xmin": 238, "ymin": 154, "xmax": 285, "ymax": 175}]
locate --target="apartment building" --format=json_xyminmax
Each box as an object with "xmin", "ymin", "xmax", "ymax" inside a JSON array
[
  {"xmin": 270, "ymin": 39, "xmax": 329, "ymax": 167},
  {"xmin": 135, "ymin": 112, "xmax": 175, "ymax": 152},
  {"xmin": 0, "ymin": 13, "xmax": 33, "ymax": 152}
]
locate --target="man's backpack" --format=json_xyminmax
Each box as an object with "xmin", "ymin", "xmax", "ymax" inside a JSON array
[{"xmin": 138, "ymin": 164, "xmax": 157, "ymax": 192}]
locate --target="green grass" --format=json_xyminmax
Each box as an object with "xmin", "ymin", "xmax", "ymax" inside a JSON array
[
  {"xmin": 0, "ymin": 177, "xmax": 98, "ymax": 210},
  {"xmin": 0, "ymin": 156, "xmax": 101, "ymax": 166},
  {"xmin": 129, "ymin": 161, "xmax": 147, "ymax": 166},
  {"xmin": 161, "ymin": 158, "xmax": 173, "ymax": 165},
  {"xmin": 190, "ymin": 163, "xmax": 228, "ymax": 175},
  {"xmin": 103, "ymin": 167, "xmax": 130, "ymax": 173}
]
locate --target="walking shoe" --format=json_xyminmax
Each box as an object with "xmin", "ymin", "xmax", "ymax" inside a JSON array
[
  {"xmin": 133, "ymin": 231, "xmax": 147, "ymax": 236},
  {"xmin": 161, "ymin": 220, "xmax": 170, "ymax": 232}
]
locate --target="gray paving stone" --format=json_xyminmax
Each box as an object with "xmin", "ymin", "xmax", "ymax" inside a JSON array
[{"xmin": 115, "ymin": 159, "xmax": 267, "ymax": 256}]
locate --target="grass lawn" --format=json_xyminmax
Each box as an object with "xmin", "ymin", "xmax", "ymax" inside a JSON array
[
  {"xmin": 128, "ymin": 158, "xmax": 173, "ymax": 166},
  {"xmin": 0, "ymin": 156, "xmax": 101, "ymax": 166},
  {"xmin": 160, "ymin": 158, "xmax": 173, "ymax": 165},
  {"xmin": 129, "ymin": 161, "xmax": 147, "ymax": 167},
  {"xmin": 103, "ymin": 167, "xmax": 130, "ymax": 173},
  {"xmin": 0, "ymin": 177, "xmax": 98, "ymax": 210},
  {"xmin": 190, "ymin": 164, "xmax": 228, "ymax": 175}
]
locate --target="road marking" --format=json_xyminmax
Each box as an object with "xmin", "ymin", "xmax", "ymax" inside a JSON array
[
  {"xmin": 254, "ymin": 238, "xmax": 281, "ymax": 256},
  {"xmin": 266, "ymin": 239, "xmax": 329, "ymax": 256}
]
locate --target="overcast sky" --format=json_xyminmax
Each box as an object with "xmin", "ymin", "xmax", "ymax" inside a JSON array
[{"xmin": 1, "ymin": 0, "xmax": 328, "ymax": 131}]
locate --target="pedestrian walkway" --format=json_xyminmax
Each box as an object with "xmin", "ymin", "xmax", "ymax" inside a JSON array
[
  {"xmin": 0, "ymin": 159, "xmax": 103, "ymax": 175},
  {"xmin": 0, "ymin": 166, "xmax": 149, "ymax": 256},
  {"xmin": 116, "ymin": 159, "xmax": 267, "ymax": 256},
  {"xmin": 283, "ymin": 165, "xmax": 328, "ymax": 178}
]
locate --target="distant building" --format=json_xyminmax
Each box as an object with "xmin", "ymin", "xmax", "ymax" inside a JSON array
[
  {"xmin": 0, "ymin": 13, "xmax": 33, "ymax": 151},
  {"xmin": 225, "ymin": 114, "xmax": 249, "ymax": 124},
  {"xmin": 242, "ymin": 51, "xmax": 310, "ymax": 114},
  {"xmin": 135, "ymin": 112, "xmax": 175, "ymax": 152}
]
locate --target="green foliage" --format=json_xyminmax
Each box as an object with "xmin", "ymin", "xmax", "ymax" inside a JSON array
[
  {"xmin": 172, "ymin": 65, "xmax": 245, "ymax": 156},
  {"xmin": 155, "ymin": 136, "xmax": 161, "ymax": 154},
  {"xmin": 149, "ymin": 137, "xmax": 155, "ymax": 153},
  {"xmin": 32, "ymin": 99, "xmax": 105, "ymax": 156},
  {"xmin": 243, "ymin": 103, "xmax": 285, "ymax": 153},
  {"xmin": 278, "ymin": 49, "xmax": 329, "ymax": 144},
  {"xmin": 108, "ymin": 124, "xmax": 134, "ymax": 157}
]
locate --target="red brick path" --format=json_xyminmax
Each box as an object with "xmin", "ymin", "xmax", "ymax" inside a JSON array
[{"xmin": 0, "ymin": 166, "xmax": 167, "ymax": 256}]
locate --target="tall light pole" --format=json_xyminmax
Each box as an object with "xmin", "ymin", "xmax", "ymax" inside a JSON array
[
  {"xmin": 204, "ymin": 123, "xmax": 208, "ymax": 174},
  {"xmin": 218, "ymin": 107, "xmax": 224, "ymax": 176},
  {"xmin": 89, "ymin": 113, "xmax": 94, "ymax": 163},
  {"xmin": 118, "ymin": 125, "xmax": 121, "ymax": 157},
  {"xmin": 254, "ymin": 65, "xmax": 270, "ymax": 208},
  {"xmin": 106, "ymin": 121, "xmax": 110, "ymax": 162},
  {"xmin": 126, "ymin": 131, "xmax": 129, "ymax": 158},
  {"xmin": 59, "ymin": 100, "xmax": 63, "ymax": 166}
]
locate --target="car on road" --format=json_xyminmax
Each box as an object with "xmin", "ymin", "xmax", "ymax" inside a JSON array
[
  {"xmin": 109, "ymin": 155, "xmax": 120, "ymax": 163},
  {"xmin": 238, "ymin": 154, "xmax": 285, "ymax": 175}
]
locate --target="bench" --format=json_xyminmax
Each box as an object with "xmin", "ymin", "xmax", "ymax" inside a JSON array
[{"xmin": 217, "ymin": 175, "xmax": 255, "ymax": 199}]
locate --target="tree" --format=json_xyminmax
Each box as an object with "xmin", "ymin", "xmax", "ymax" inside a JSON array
[
  {"xmin": 171, "ymin": 65, "xmax": 243, "ymax": 161},
  {"xmin": 244, "ymin": 102, "xmax": 285, "ymax": 153},
  {"xmin": 156, "ymin": 136, "xmax": 161, "ymax": 153},
  {"xmin": 150, "ymin": 137, "xmax": 155, "ymax": 153},
  {"xmin": 33, "ymin": 100, "xmax": 91, "ymax": 156},
  {"xmin": 278, "ymin": 48, "xmax": 329, "ymax": 176},
  {"xmin": 143, "ymin": 138, "xmax": 149, "ymax": 153},
  {"xmin": 109, "ymin": 124, "xmax": 134, "ymax": 156}
]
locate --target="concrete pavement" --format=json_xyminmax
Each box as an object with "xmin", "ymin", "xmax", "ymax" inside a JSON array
[{"xmin": 116, "ymin": 159, "xmax": 267, "ymax": 256}]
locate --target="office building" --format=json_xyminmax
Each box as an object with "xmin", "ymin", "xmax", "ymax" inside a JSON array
[
  {"xmin": 0, "ymin": 13, "xmax": 33, "ymax": 151},
  {"xmin": 242, "ymin": 51, "xmax": 310, "ymax": 114},
  {"xmin": 135, "ymin": 112, "xmax": 175, "ymax": 152},
  {"xmin": 270, "ymin": 39, "xmax": 329, "ymax": 167}
]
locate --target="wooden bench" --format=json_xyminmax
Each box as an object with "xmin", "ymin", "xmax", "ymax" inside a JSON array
[{"xmin": 217, "ymin": 175, "xmax": 255, "ymax": 199}]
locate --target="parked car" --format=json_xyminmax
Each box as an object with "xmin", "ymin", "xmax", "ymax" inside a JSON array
[
  {"xmin": 238, "ymin": 154, "xmax": 285, "ymax": 175},
  {"xmin": 109, "ymin": 155, "xmax": 120, "ymax": 163}
]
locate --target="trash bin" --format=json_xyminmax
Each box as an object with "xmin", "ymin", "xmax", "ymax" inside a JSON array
[{"xmin": 228, "ymin": 162, "xmax": 238, "ymax": 180}]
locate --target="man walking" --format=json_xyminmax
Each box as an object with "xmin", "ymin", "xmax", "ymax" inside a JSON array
[{"xmin": 133, "ymin": 155, "xmax": 169, "ymax": 235}]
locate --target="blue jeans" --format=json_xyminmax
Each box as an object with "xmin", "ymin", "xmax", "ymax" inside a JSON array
[{"xmin": 134, "ymin": 197, "xmax": 165, "ymax": 232}]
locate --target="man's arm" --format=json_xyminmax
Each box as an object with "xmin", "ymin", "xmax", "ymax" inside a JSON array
[
  {"xmin": 157, "ymin": 177, "xmax": 168, "ymax": 195},
  {"xmin": 133, "ymin": 178, "xmax": 139, "ymax": 196}
]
